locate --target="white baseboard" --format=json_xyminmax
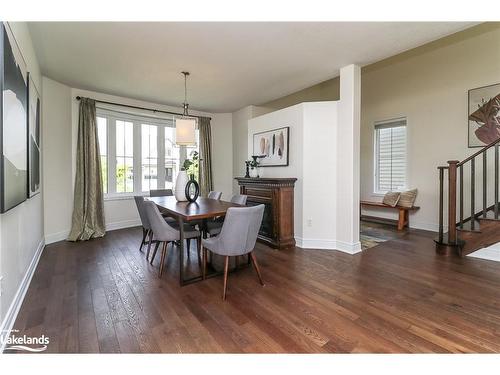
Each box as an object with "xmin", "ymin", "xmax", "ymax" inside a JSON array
[
  {"xmin": 44, "ymin": 229, "xmax": 70, "ymax": 245},
  {"xmin": 0, "ymin": 239, "xmax": 45, "ymax": 353},
  {"xmin": 44, "ymin": 219, "xmax": 141, "ymax": 245},
  {"xmin": 105, "ymin": 219, "xmax": 141, "ymax": 231},
  {"xmin": 295, "ymin": 237, "xmax": 362, "ymax": 254}
]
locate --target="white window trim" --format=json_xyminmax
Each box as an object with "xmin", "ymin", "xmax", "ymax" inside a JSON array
[
  {"xmin": 96, "ymin": 108, "xmax": 198, "ymax": 199},
  {"xmin": 373, "ymin": 117, "xmax": 408, "ymax": 195}
]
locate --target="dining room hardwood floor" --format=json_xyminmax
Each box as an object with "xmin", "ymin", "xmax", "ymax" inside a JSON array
[{"xmin": 9, "ymin": 225, "xmax": 500, "ymax": 353}]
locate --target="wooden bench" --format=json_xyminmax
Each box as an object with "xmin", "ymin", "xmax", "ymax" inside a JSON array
[{"xmin": 360, "ymin": 200, "xmax": 420, "ymax": 230}]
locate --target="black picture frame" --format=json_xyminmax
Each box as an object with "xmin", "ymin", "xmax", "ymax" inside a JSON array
[
  {"xmin": 27, "ymin": 72, "xmax": 41, "ymax": 198},
  {"xmin": 252, "ymin": 126, "xmax": 290, "ymax": 167},
  {"xmin": 0, "ymin": 23, "xmax": 28, "ymax": 213},
  {"xmin": 467, "ymin": 82, "xmax": 500, "ymax": 148}
]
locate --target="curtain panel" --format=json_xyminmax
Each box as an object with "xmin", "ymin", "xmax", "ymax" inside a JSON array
[
  {"xmin": 67, "ymin": 98, "xmax": 106, "ymax": 241},
  {"xmin": 198, "ymin": 116, "xmax": 213, "ymax": 197}
]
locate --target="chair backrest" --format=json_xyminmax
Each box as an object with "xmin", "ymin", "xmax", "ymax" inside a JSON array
[
  {"xmin": 208, "ymin": 191, "xmax": 222, "ymax": 200},
  {"xmin": 143, "ymin": 201, "xmax": 179, "ymax": 242},
  {"xmin": 217, "ymin": 205, "xmax": 264, "ymax": 256},
  {"xmin": 134, "ymin": 196, "xmax": 151, "ymax": 230},
  {"xmin": 230, "ymin": 194, "xmax": 247, "ymax": 205},
  {"xmin": 150, "ymin": 189, "xmax": 173, "ymax": 197}
]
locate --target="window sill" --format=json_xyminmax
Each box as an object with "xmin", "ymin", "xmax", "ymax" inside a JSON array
[{"xmin": 104, "ymin": 193, "xmax": 148, "ymax": 202}]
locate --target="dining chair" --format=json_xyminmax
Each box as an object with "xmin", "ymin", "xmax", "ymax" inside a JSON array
[
  {"xmin": 134, "ymin": 196, "xmax": 154, "ymax": 255},
  {"xmin": 144, "ymin": 201, "xmax": 201, "ymax": 277},
  {"xmin": 201, "ymin": 204, "xmax": 265, "ymax": 300},
  {"xmin": 206, "ymin": 194, "xmax": 248, "ymax": 236},
  {"xmin": 150, "ymin": 189, "xmax": 173, "ymax": 197},
  {"xmin": 208, "ymin": 191, "xmax": 222, "ymax": 200}
]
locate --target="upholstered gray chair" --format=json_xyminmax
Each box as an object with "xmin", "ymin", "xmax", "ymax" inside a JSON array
[
  {"xmin": 202, "ymin": 204, "xmax": 265, "ymax": 300},
  {"xmin": 150, "ymin": 189, "xmax": 173, "ymax": 197},
  {"xmin": 208, "ymin": 191, "xmax": 222, "ymax": 200},
  {"xmin": 144, "ymin": 201, "xmax": 201, "ymax": 277},
  {"xmin": 206, "ymin": 194, "xmax": 248, "ymax": 236},
  {"xmin": 134, "ymin": 196, "xmax": 153, "ymax": 254}
]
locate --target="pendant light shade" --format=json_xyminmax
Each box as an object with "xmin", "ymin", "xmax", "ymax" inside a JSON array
[
  {"xmin": 175, "ymin": 118, "xmax": 196, "ymax": 146},
  {"xmin": 175, "ymin": 71, "xmax": 197, "ymax": 146}
]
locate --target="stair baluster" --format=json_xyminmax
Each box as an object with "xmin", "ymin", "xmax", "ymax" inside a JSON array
[
  {"xmin": 471, "ymin": 158, "xmax": 475, "ymax": 231},
  {"xmin": 495, "ymin": 144, "xmax": 499, "ymax": 219},
  {"xmin": 447, "ymin": 160, "xmax": 459, "ymax": 244},
  {"xmin": 438, "ymin": 167, "xmax": 445, "ymax": 243},
  {"xmin": 459, "ymin": 164, "xmax": 463, "ymax": 229},
  {"xmin": 483, "ymin": 152, "xmax": 487, "ymax": 218}
]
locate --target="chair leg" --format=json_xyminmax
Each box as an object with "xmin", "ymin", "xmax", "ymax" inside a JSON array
[
  {"xmin": 146, "ymin": 230, "xmax": 154, "ymax": 260},
  {"xmin": 202, "ymin": 247, "xmax": 207, "ymax": 279},
  {"xmin": 247, "ymin": 253, "xmax": 251, "ymax": 265},
  {"xmin": 197, "ymin": 238, "xmax": 202, "ymax": 266},
  {"xmin": 158, "ymin": 242, "xmax": 169, "ymax": 278},
  {"xmin": 186, "ymin": 239, "xmax": 191, "ymax": 259},
  {"xmin": 223, "ymin": 256, "xmax": 230, "ymax": 300},
  {"xmin": 250, "ymin": 252, "xmax": 264, "ymax": 286},
  {"xmin": 139, "ymin": 228, "xmax": 147, "ymax": 252},
  {"xmin": 150, "ymin": 241, "xmax": 160, "ymax": 265}
]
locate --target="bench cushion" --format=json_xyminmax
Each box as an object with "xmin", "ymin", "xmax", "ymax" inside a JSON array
[
  {"xmin": 398, "ymin": 189, "xmax": 418, "ymax": 208},
  {"xmin": 382, "ymin": 191, "xmax": 401, "ymax": 207}
]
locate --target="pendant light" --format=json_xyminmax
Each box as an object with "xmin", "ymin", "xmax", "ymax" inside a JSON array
[{"xmin": 175, "ymin": 71, "xmax": 196, "ymax": 146}]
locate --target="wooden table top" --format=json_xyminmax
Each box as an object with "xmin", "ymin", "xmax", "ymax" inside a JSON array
[{"xmin": 148, "ymin": 196, "xmax": 243, "ymax": 221}]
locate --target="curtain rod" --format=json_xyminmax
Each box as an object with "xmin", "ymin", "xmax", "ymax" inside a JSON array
[{"xmin": 75, "ymin": 96, "xmax": 211, "ymax": 120}]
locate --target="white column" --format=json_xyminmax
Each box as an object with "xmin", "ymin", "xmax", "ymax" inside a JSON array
[{"xmin": 336, "ymin": 64, "xmax": 361, "ymax": 254}]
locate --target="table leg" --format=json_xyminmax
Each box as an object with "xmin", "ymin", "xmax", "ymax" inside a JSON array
[{"xmin": 178, "ymin": 216, "xmax": 185, "ymax": 286}]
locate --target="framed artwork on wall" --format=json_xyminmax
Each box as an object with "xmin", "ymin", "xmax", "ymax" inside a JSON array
[
  {"xmin": 0, "ymin": 23, "xmax": 28, "ymax": 213},
  {"xmin": 468, "ymin": 83, "xmax": 500, "ymax": 148},
  {"xmin": 28, "ymin": 73, "xmax": 41, "ymax": 197},
  {"xmin": 252, "ymin": 126, "xmax": 289, "ymax": 167}
]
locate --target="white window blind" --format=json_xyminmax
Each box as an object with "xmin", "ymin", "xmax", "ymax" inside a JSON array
[{"xmin": 374, "ymin": 118, "xmax": 407, "ymax": 193}]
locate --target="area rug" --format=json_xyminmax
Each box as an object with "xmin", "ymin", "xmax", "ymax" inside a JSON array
[
  {"xmin": 360, "ymin": 234, "xmax": 388, "ymax": 250},
  {"xmin": 467, "ymin": 243, "xmax": 500, "ymax": 263}
]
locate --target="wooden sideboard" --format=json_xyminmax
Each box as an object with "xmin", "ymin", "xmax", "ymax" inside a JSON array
[{"xmin": 235, "ymin": 177, "xmax": 297, "ymax": 249}]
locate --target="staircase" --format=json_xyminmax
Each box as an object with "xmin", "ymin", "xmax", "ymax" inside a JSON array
[{"xmin": 435, "ymin": 137, "xmax": 500, "ymax": 256}]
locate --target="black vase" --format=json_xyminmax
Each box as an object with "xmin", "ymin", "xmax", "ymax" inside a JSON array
[{"xmin": 185, "ymin": 179, "xmax": 200, "ymax": 203}]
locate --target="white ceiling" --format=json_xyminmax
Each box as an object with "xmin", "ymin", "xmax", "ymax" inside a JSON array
[{"xmin": 28, "ymin": 22, "xmax": 476, "ymax": 113}]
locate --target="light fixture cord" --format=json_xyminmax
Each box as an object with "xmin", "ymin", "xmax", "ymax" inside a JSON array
[{"xmin": 183, "ymin": 72, "xmax": 189, "ymax": 117}]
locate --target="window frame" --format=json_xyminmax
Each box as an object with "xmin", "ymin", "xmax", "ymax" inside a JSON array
[
  {"xmin": 373, "ymin": 117, "xmax": 408, "ymax": 195},
  {"xmin": 96, "ymin": 107, "xmax": 198, "ymax": 200}
]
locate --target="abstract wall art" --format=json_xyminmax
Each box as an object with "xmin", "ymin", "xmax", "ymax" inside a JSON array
[
  {"xmin": 1, "ymin": 23, "xmax": 28, "ymax": 213},
  {"xmin": 28, "ymin": 73, "xmax": 41, "ymax": 197},
  {"xmin": 468, "ymin": 83, "xmax": 500, "ymax": 148},
  {"xmin": 252, "ymin": 126, "xmax": 289, "ymax": 167}
]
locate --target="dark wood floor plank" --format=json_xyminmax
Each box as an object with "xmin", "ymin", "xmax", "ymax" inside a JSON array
[{"xmin": 8, "ymin": 222, "xmax": 500, "ymax": 353}]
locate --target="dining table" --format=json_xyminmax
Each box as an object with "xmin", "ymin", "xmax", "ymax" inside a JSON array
[{"xmin": 147, "ymin": 196, "xmax": 244, "ymax": 286}]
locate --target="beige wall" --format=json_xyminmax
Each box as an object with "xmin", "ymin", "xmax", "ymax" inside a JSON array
[
  {"xmin": 262, "ymin": 77, "xmax": 340, "ymax": 110},
  {"xmin": 361, "ymin": 23, "xmax": 500, "ymax": 230},
  {"xmin": 256, "ymin": 22, "xmax": 500, "ymax": 231}
]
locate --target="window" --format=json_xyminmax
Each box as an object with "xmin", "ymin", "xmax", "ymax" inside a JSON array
[
  {"xmin": 96, "ymin": 108, "xmax": 198, "ymax": 198},
  {"xmin": 374, "ymin": 118, "xmax": 407, "ymax": 193}
]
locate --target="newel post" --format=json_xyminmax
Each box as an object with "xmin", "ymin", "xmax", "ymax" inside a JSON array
[{"xmin": 447, "ymin": 160, "xmax": 459, "ymax": 244}]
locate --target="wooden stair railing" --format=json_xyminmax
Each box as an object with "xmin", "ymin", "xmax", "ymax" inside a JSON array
[{"xmin": 436, "ymin": 137, "xmax": 500, "ymax": 255}]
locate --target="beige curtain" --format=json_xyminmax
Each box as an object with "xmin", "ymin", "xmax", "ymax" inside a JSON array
[
  {"xmin": 68, "ymin": 98, "xmax": 105, "ymax": 241},
  {"xmin": 198, "ymin": 116, "xmax": 213, "ymax": 197}
]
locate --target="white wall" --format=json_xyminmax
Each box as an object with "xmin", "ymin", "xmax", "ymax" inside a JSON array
[
  {"xmin": 232, "ymin": 105, "xmax": 273, "ymax": 194},
  {"xmin": 248, "ymin": 104, "xmax": 305, "ymax": 239},
  {"xmin": 42, "ymin": 83, "xmax": 232, "ymax": 243},
  {"xmin": 0, "ymin": 22, "xmax": 44, "ymax": 348},
  {"xmin": 42, "ymin": 78, "xmax": 72, "ymax": 243},
  {"xmin": 247, "ymin": 102, "xmax": 339, "ymax": 247}
]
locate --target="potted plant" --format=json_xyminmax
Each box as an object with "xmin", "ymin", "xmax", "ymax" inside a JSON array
[{"xmin": 246, "ymin": 155, "xmax": 261, "ymax": 178}]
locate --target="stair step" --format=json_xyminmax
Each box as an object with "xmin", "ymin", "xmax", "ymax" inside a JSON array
[
  {"xmin": 456, "ymin": 220, "xmax": 481, "ymax": 232},
  {"xmin": 478, "ymin": 209, "xmax": 500, "ymax": 221}
]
